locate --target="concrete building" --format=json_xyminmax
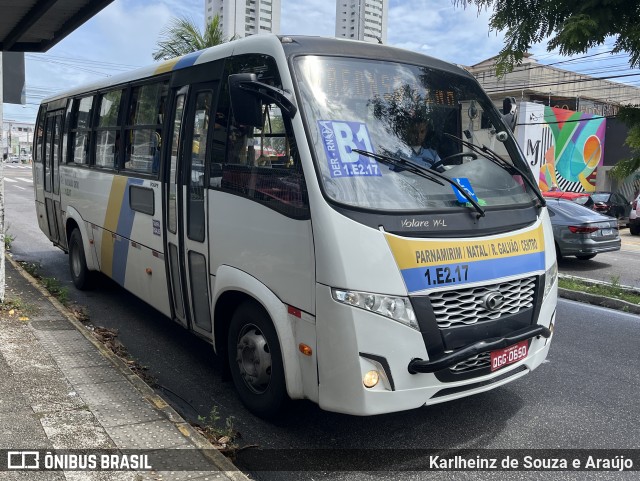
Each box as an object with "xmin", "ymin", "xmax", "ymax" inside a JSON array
[
  {"xmin": 335, "ymin": 0, "xmax": 388, "ymax": 44},
  {"xmin": 205, "ymin": 0, "xmax": 281, "ymax": 39},
  {"xmin": 1, "ymin": 120, "xmax": 34, "ymax": 160},
  {"xmin": 467, "ymin": 55, "xmax": 640, "ymax": 197}
]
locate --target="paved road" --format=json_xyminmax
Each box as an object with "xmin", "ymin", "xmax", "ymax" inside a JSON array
[
  {"xmin": 3, "ymin": 165, "xmax": 640, "ymax": 480},
  {"xmin": 558, "ymin": 228, "xmax": 640, "ymax": 288}
]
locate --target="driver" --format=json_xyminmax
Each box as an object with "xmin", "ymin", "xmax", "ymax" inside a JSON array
[{"xmin": 405, "ymin": 120, "xmax": 440, "ymax": 169}]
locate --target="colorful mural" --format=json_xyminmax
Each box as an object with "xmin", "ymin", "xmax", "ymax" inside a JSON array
[
  {"xmin": 539, "ymin": 107, "xmax": 606, "ymax": 192},
  {"xmin": 516, "ymin": 103, "xmax": 606, "ymax": 193}
]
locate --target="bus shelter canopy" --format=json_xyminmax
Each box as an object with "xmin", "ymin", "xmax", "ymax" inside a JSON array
[{"xmin": 0, "ymin": 0, "xmax": 114, "ymax": 52}]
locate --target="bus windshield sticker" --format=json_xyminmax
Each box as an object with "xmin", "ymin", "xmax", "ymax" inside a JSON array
[
  {"xmin": 451, "ymin": 177, "xmax": 478, "ymax": 203},
  {"xmin": 318, "ymin": 120, "xmax": 381, "ymax": 178}
]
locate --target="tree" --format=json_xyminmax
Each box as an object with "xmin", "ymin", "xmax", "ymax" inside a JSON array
[
  {"xmin": 454, "ymin": 0, "xmax": 640, "ymax": 179},
  {"xmin": 153, "ymin": 15, "xmax": 234, "ymax": 62}
]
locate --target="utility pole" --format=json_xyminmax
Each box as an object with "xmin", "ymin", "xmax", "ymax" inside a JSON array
[{"xmin": 1, "ymin": 50, "xmax": 5, "ymax": 303}]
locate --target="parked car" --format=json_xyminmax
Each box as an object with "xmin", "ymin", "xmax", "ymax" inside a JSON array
[
  {"xmin": 547, "ymin": 198, "xmax": 621, "ymax": 260},
  {"xmin": 543, "ymin": 190, "xmax": 591, "ymax": 202},
  {"xmin": 630, "ymin": 192, "xmax": 640, "ymax": 235},
  {"xmin": 8, "ymin": 155, "xmax": 19, "ymax": 163},
  {"xmin": 543, "ymin": 191, "xmax": 595, "ymax": 211},
  {"xmin": 544, "ymin": 190, "xmax": 632, "ymax": 226},
  {"xmin": 580, "ymin": 191, "xmax": 631, "ymax": 226}
]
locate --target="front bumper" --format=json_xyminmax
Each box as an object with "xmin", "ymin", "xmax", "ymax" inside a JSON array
[
  {"xmin": 407, "ymin": 324, "xmax": 551, "ymax": 374},
  {"xmin": 316, "ymin": 282, "xmax": 557, "ymax": 416}
]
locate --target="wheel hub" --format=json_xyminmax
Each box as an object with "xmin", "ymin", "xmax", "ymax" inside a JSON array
[{"xmin": 236, "ymin": 325, "xmax": 272, "ymax": 394}]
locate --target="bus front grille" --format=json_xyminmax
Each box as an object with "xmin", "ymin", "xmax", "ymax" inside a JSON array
[
  {"xmin": 429, "ymin": 276, "xmax": 536, "ymax": 329},
  {"xmin": 449, "ymin": 352, "xmax": 491, "ymax": 373}
]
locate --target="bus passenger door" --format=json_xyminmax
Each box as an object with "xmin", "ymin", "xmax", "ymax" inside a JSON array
[
  {"xmin": 165, "ymin": 83, "xmax": 217, "ymax": 337},
  {"xmin": 43, "ymin": 110, "xmax": 66, "ymax": 249}
]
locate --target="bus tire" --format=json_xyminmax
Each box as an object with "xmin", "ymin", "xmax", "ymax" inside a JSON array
[
  {"xmin": 69, "ymin": 228, "xmax": 92, "ymax": 290},
  {"xmin": 228, "ymin": 301, "xmax": 287, "ymax": 418}
]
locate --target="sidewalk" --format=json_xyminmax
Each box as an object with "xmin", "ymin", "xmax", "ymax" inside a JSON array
[{"xmin": 0, "ymin": 257, "xmax": 249, "ymax": 481}]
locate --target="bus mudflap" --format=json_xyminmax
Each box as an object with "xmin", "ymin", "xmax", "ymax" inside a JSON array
[{"xmin": 407, "ymin": 325, "xmax": 552, "ymax": 374}]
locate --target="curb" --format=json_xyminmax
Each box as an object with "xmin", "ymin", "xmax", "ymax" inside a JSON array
[
  {"xmin": 8, "ymin": 255, "xmax": 249, "ymax": 481},
  {"xmin": 558, "ymin": 273, "xmax": 640, "ymax": 293},
  {"xmin": 557, "ymin": 273, "xmax": 640, "ymax": 314},
  {"xmin": 558, "ymin": 287, "xmax": 640, "ymax": 314}
]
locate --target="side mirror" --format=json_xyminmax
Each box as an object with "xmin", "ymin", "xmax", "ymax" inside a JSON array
[
  {"xmin": 502, "ymin": 96, "xmax": 518, "ymax": 131},
  {"xmin": 228, "ymin": 73, "xmax": 298, "ymax": 128},
  {"xmin": 229, "ymin": 73, "xmax": 263, "ymax": 128}
]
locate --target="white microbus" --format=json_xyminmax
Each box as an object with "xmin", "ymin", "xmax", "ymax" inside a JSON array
[{"xmin": 33, "ymin": 35, "xmax": 557, "ymax": 417}]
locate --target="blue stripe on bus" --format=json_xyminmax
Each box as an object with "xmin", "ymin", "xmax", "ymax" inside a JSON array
[
  {"xmin": 173, "ymin": 51, "xmax": 204, "ymax": 70},
  {"xmin": 400, "ymin": 252, "xmax": 545, "ymax": 293},
  {"xmin": 112, "ymin": 178, "xmax": 144, "ymax": 286}
]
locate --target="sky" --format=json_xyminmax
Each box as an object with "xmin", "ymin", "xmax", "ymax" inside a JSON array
[{"xmin": 3, "ymin": 0, "xmax": 639, "ymax": 123}]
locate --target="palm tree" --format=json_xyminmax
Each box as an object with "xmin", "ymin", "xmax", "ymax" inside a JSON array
[{"xmin": 153, "ymin": 15, "xmax": 234, "ymax": 61}]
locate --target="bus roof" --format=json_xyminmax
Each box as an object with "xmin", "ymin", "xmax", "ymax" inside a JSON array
[{"xmin": 41, "ymin": 34, "xmax": 472, "ymax": 104}]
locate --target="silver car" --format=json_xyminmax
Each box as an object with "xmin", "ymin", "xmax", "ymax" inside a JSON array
[{"xmin": 547, "ymin": 198, "xmax": 621, "ymax": 261}]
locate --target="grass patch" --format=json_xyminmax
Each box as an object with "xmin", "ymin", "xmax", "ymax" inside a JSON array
[
  {"xmin": 559, "ymin": 277, "xmax": 640, "ymax": 305},
  {"xmin": 0, "ymin": 296, "xmax": 36, "ymax": 319},
  {"xmin": 196, "ymin": 405, "xmax": 238, "ymax": 454},
  {"xmin": 41, "ymin": 276, "xmax": 69, "ymax": 305},
  {"xmin": 20, "ymin": 261, "xmax": 41, "ymax": 278},
  {"xmin": 17, "ymin": 261, "xmax": 70, "ymax": 306},
  {"xmin": 4, "ymin": 232, "xmax": 15, "ymax": 251}
]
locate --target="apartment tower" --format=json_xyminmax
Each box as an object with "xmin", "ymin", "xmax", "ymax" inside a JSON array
[
  {"xmin": 335, "ymin": 0, "xmax": 388, "ymax": 43},
  {"xmin": 205, "ymin": 0, "xmax": 281, "ymax": 38}
]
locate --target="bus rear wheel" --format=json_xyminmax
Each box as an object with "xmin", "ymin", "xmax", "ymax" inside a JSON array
[
  {"xmin": 227, "ymin": 301, "xmax": 287, "ymax": 418},
  {"xmin": 69, "ymin": 228, "xmax": 92, "ymax": 290}
]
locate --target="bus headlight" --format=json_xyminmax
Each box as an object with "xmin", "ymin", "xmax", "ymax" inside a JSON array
[
  {"xmin": 543, "ymin": 261, "xmax": 558, "ymax": 299},
  {"xmin": 331, "ymin": 288, "xmax": 419, "ymax": 330}
]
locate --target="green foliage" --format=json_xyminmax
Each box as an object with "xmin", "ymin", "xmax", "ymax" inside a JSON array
[
  {"xmin": 0, "ymin": 296, "xmax": 35, "ymax": 317},
  {"xmin": 608, "ymin": 106, "xmax": 640, "ymax": 180},
  {"xmin": 197, "ymin": 405, "xmax": 237, "ymax": 447},
  {"xmin": 153, "ymin": 15, "xmax": 235, "ymax": 61},
  {"xmin": 453, "ymin": 1, "xmax": 640, "ymax": 179},
  {"xmin": 3, "ymin": 231, "xmax": 14, "ymax": 250},
  {"xmin": 453, "ymin": 0, "xmax": 640, "ymax": 77},
  {"xmin": 20, "ymin": 261, "xmax": 40, "ymax": 278},
  {"xmin": 41, "ymin": 277, "xmax": 69, "ymax": 305},
  {"xmin": 558, "ymin": 277, "xmax": 640, "ymax": 306}
]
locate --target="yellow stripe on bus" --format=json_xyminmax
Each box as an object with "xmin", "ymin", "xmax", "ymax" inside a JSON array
[
  {"xmin": 385, "ymin": 223, "xmax": 545, "ymax": 270},
  {"xmin": 154, "ymin": 58, "xmax": 181, "ymax": 74},
  {"xmin": 101, "ymin": 177, "xmax": 128, "ymax": 277}
]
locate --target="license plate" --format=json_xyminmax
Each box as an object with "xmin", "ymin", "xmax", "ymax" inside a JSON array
[
  {"xmin": 601, "ymin": 228, "xmax": 613, "ymax": 236},
  {"xmin": 490, "ymin": 340, "xmax": 528, "ymax": 372}
]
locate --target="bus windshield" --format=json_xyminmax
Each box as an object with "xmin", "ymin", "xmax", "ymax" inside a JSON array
[{"xmin": 294, "ymin": 56, "xmax": 538, "ymax": 212}]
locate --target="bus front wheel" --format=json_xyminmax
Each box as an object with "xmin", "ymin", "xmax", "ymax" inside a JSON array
[
  {"xmin": 228, "ymin": 301, "xmax": 287, "ymax": 418},
  {"xmin": 69, "ymin": 228, "xmax": 92, "ymax": 290}
]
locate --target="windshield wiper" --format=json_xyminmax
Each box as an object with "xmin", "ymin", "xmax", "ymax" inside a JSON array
[
  {"xmin": 444, "ymin": 134, "xmax": 546, "ymax": 207},
  {"xmin": 352, "ymin": 149, "xmax": 485, "ymax": 218}
]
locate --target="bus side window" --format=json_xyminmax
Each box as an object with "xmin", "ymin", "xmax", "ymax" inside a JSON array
[
  {"xmin": 211, "ymin": 53, "xmax": 308, "ymax": 218},
  {"xmin": 69, "ymin": 96, "xmax": 94, "ymax": 165},
  {"xmin": 95, "ymin": 89, "xmax": 123, "ymax": 169},
  {"xmin": 124, "ymin": 80, "xmax": 168, "ymax": 175},
  {"xmin": 34, "ymin": 110, "xmax": 45, "ymax": 166}
]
